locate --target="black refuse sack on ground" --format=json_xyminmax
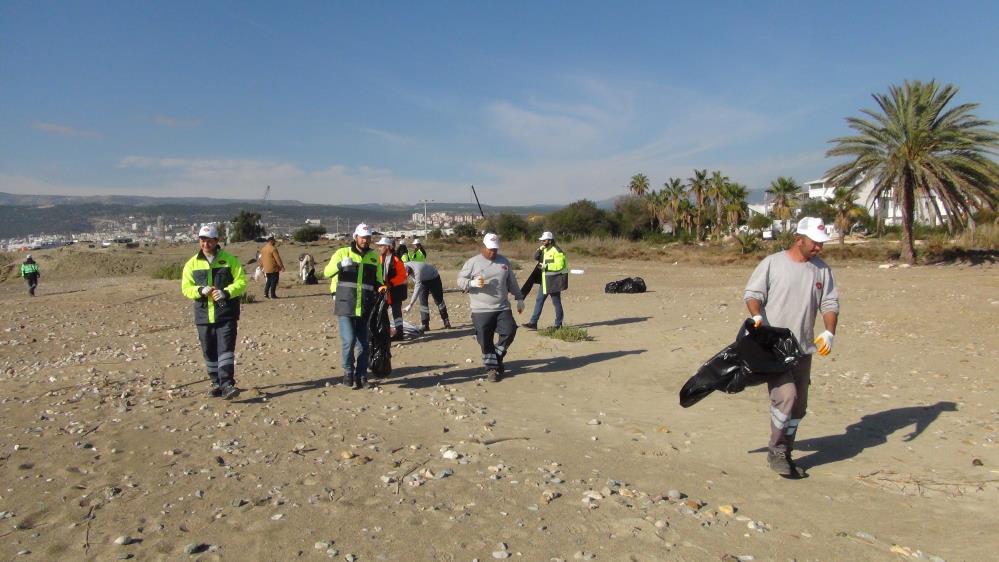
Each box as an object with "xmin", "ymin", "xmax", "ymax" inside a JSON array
[
  {"xmin": 679, "ymin": 318, "xmax": 803, "ymax": 408},
  {"xmin": 304, "ymin": 269, "xmax": 318, "ymax": 285},
  {"xmin": 367, "ymin": 294, "xmax": 392, "ymax": 377},
  {"xmin": 605, "ymin": 277, "xmax": 646, "ymax": 294}
]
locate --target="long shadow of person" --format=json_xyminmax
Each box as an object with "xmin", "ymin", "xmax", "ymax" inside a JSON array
[{"xmin": 791, "ymin": 401, "xmax": 958, "ymax": 470}]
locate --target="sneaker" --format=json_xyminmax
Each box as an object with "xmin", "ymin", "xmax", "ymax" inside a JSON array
[
  {"xmin": 767, "ymin": 450, "xmax": 805, "ymax": 478},
  {"xmin": 220, "ymin": 384, "xmax": 240, "ymax": 400},
  {"xmin": 352, "ymin": 378, "xmax": 365, "ymax": 390},
  {"xmin": 486, "ymin": 369, "xmax": 501, "ymax": 382},
  {"xmin": 341, "ymin": 375, "xmax": 355, "ymax": 388},
  {"xmin": 522, "ymin": 322, "xmax": 537, "ymax": 329},
  {"xmin": 443, "ymin": 320, "xmax": 452, "ymax": 329},
  {"xmin": 208, "ymin": 385, "xmax": 223, "ymax": 398}
]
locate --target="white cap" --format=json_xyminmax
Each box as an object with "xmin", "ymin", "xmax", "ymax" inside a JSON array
[
  {"xmin": 796, "ymin": 216, "xmax": 831, "ymax": 243},
  {"xmin": 412, "ymin": 238, "xmax": 422, "ymax": 245},
  {"xmin": 198, "ymin": 224, "xmax": 218, "ymax": 239},
  {"xmin": 353, "ymin": 223, "xmax": 373, "ymax": 237},
  {"xmin": 538, "ymin": 231, "xmax": 554, "ymax": 241},
  {"xmin": 375, "ymin": 236, "xmax": 393, "ymax": 246},
  {"xmin": 483, "ymin": 233, "xmax": 500, "ymax": 249},
  {"xmin": 26, "ymin": 254, "xmax": 32, "ymax": 259}
]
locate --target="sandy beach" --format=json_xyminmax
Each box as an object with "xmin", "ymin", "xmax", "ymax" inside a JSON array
[{"xmin": 1, "ymin": 244, "xmax": 996, "ymax": 561}]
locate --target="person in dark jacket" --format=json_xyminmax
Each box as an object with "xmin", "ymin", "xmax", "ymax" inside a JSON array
[
  {"xmin": 20, "ymin": 255, "xmax": 40, "ymax": 296},
  {"xmin": 180, "ymin": 224, "xmax": 248, "ymax": 399}
]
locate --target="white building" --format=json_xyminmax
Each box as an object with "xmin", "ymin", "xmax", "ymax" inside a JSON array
[{"xmin": 804, "ymin": 177, "xmax": 949, "ymax": 226}]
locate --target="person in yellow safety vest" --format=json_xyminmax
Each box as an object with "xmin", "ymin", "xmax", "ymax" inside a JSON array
[
  {"xmin": 180, "ymin": 224, "xmax": 248, "ymax": 400},
  {"xmin": 523, "ymin": 231, "xmax": 568, "ymax": 330},
  {"xmin": 20, "ymin": 254, "xmax": 40, "ymax": 296},
  {"xmin": 324, "ymin": 223, "xmax": 385, "ymax": 389},
  {"xmin": 402, "ymin": 238, "xmax": 427, "ymax": 263}
]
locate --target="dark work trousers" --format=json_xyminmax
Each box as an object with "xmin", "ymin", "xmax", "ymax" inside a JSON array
[
  {"xmin": 767, "ymin": 354, "xmax": 812, "ymax": 454},
  {"xmin": 389, "ymin": 285, "xmax": 406, "ymax": 335},
  {"xmin": 471, "ymin": 309, "xmax": 517, "ymax": 371},
  {"xmin": 418, "ymin": 276, "xmax": 450, "ymax": 328},
  {"xmin": 197, "ymin": 320, "xmax": 239, "ymax": 388},
  {"xmin": 25, "ymin": 274, "xmax": 39, "ymax": 296},
  {"xmin": 264, "ymin": 272, "xmax": 280, "ymax": 298}
]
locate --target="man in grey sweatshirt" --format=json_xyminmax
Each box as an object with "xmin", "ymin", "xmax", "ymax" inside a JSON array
[
  {"xmin": 457, "ymin": 233, "xmax": 525, "ymax": 382},
  {"xmin": 744, "ymin": 216, "xmax": 840, "ymax": 478}
]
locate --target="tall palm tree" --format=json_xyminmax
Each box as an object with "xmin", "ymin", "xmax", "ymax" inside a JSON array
[
  {"xmin": 829, "ymin": 187, "xmax": 864, "ymax": 244},
  {"xmin": 826, "ymin": 80, "xmax": 999, "ymax": 264},
  {"xmin": 724, "ymin": 182, "xmax": 749, "ymax": 234},
  {"xmin": 663, "ymin": 177, "xmax": 687, "ymax": 233},
  {"xmin": 628, "ymin": 173, "xmax": 650, "ymax": 198},
  {"xmin": 706, "ymin": 170, "xmax": 730, "ymax": 238},
  {"xmin": 677, "ymin": 198, "xmax": 696, "ymax": 234},
  {"xmin": 766, "ymin": 176, "xmax": 803, "ymax": 233},
  {"xmin": 687, "ymin": 169, "xmax": 709, "ymax": 239}
]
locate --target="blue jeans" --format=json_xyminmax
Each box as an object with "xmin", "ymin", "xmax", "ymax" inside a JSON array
[
  {"xmin": 529, "ymin": 291, "xmax": 563, "ymax": 327},
  {"xmin": 337, "ymin": 315, "xmax": 369, "ymax": 377}
]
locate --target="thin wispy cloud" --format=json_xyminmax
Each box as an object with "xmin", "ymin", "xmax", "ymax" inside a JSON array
[
  {"xmin": 359, "ymin": 127, "xmax": 413, "ymax": 144},
  {"xmin": 32, "ymin": 122, "xmax": 100, "ymax": 138},
  {"xmin": 153, "ymin": 115, "xmax": 202, "ymax": 128}
]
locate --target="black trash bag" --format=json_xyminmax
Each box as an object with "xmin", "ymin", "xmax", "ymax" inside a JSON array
[
  {"xmin": 367, "ymin": 293, "xmax": 392, "ymax": 377},
  {"xmin": 520, "ymin": 264, "xmax": 542, "ymax": 298},
  {"xmin": 679, "ymin": 318, "xmax": 803, "ymax": 408},
  {"xmin": 304, "ymin": 268, "xmax": 318, "ymax": 285},
  {"xmin": 604, "ymin": 277, "xmax": 646, "ymax": 294}
]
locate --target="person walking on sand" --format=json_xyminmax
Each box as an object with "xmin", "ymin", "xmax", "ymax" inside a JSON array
[
  {"xmin": 457, "ymin": 233, "xmax": 524, "ymax": 382},
  {"xmin": 744, "ymin": 216, "xmax": 839, "ymax": 478},
  {"xmin": 324, "ymin": 224, "xmax": 385, "ymax": 389},
  {"xmin": 523, "ymin": 231, "xmax": 568, "ymax": 330},
  {"xmin": 376, "ymin": 237, "xmax": 408, "ymax": 341},
  {"xmin": 20, "ymin": 254, "xmax": 40, "ymax": 296},
  {"xmin": 180, "ymin": 224, "xmax": 248, "ymax": 399},
  {"xmin": 259, "ymin": 235, "xmax": 285, "ymax": 299},
  {"xmin": 404, "ymin": 260, "xmax": 452, "ymax": 331}
]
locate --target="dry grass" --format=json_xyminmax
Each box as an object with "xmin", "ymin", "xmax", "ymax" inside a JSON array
[{"xmin": 954, "ymin": 223, "xmax": 999, "ymax": 250}]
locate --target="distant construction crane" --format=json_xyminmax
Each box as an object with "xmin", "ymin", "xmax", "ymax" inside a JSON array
[
  {"xmin": 470, "ymin": 185, "xmax": 485, "ymax": 219},
  {"xmin": 262, "ymin": 185, "xmax": 271, "ymax": 205}
]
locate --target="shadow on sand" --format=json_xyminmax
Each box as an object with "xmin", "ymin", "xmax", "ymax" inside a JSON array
[{"xmin": 751, "ymin": 401, "xmax": 958, "ymax": 470}]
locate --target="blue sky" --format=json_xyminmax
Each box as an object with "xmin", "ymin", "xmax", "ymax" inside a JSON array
[{"xmin": 2, "ymin": 1, "xmax": 998, "ymax": 205}]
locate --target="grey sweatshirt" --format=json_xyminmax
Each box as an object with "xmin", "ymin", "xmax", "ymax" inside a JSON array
[
  {"xmin": 744, "ymin": 251, "xmax": 839, "ymax": 354},
  {"xmin": 405, "ymin": 261, "xmax": 440, "ymax": 308},
  {"xmin": 457, "ymin": 253, "xmax": 524, "ymax": 312}
]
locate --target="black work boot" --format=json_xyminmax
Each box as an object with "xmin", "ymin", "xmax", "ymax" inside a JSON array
[
  {"xmin": 220, "ymin": 383, "xmax": 240, "ymax": 400},
  {"xmin": 341, "ymin": 375, "xmax": 355, "ymax": 388},
  {"xmin": 768, "ymin": 449, "xmax": 805, "ymax": 478},
  {"xmin": 208, "ymin": 384, "xmax": 223, "ymax": 398},
  {"xmin": 443, "ymin": 319, "xmax": 452, "ymax": 329},
  {"xmin": 353, "ymin": 377, "xmax": 365, "ymax": 390}
]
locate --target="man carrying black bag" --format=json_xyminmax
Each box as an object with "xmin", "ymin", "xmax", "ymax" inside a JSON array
[{"xmin": 744, "ymin": 217, "xmax": 840, "ymax": 477}]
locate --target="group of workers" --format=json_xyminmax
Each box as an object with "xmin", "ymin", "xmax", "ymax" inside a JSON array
[{"xmin": 176, "ymin": 215, "xmax": 837, "ymax": 478}]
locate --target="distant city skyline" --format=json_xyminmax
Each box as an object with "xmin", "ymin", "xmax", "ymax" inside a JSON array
[{"xmin": 2, "ymin": 1, "xmax": 998, "ymax": 205}]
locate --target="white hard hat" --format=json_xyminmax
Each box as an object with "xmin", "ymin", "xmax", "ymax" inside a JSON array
[
  {"xmin": 412, "ymin": 238, "xmax": 422, "ymax": 245},
  {"xmin": 26, "ymin": 254, "xmax": 32, "ymax": 259},
  {"xmin": 796, "ymin": 216, "xmax": 831, "ymax": 243},
  {"xmin": 376, "ymin": 236, "xmax": 393, "ymax": 246},
  {"xmin": 198, "ymin": 224, "xmax": 219, "ymax": 239},
  {"xmin": 482, "ymin": 233, "xmax": 500, "ymax": 249},
  {"xmin": 353, "ymin": 223, "xmax": 373, "ymax": 237},
  {"xmin": 538, "ymin": 231, "xmax": 554, "ymax": 241}
]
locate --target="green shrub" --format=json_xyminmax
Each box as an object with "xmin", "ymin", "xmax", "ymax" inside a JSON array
[
  {"xmin": 152, "ymin": 263, "xmax": 184, "ymax": 280},
  {"xmin": 537, "ymin": 325, "xmax": 592, "ymax": 342},
  {"xmin": 293, "ymin": 224, "xmax": 327, "ymax": 243}
]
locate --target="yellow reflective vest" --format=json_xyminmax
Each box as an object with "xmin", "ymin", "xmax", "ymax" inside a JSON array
[
  {"xmin": 324, "ymin": 244, "xmax": 384, "ymax": 317},
  {"xmin": 180, "ymin": 249, "xmax": 248, "ymax": 325}
]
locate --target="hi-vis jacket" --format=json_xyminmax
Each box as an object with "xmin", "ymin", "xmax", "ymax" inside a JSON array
[
  {"xmin": 324, "ymin": 244, "xmax": 384, "ymax": 317},
  {"xmin": 20, "ymin": 261, "xmax": 39, "ymax": 277},
  {"xmin": 534, "ymin": 244, "xmax": 568, "ymax": 294},
  {"xmin": 181, "ymin": 249, "xmax": 248, "ymax": 325},
  {"xmin": 402, "ymin": 247, "xmax": 426, "ymax": 263}
]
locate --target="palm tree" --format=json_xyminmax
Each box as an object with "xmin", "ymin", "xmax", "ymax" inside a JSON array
[
  {"xmin": 687, "ymin": 169, "xmax": 709, "ymax": 239},
  {"xmin": 706, "ymin": 170, "xmax": 730, "ymax": 238},
  {"xmin": 663, "ymin": 177, "xmax": 687, "ymax": 233},
  {"xmin": 766, "ymin": 176, "xmax": 803, "ymax": 233},
  {"xmin": 677, "ymin": 198, "xmax": 696, "ymax": 234},
  {"xmin": 724, "ymin": 182, "xmax": 749, "ymax": 234},
  {"xmin": 826, "ymin": 80, "xmax": 999, "ymax": 264},
  {"xmin": 628, "ymin": 173, "xmax": 650, "ymax": 198},
  {"xmin": 829, "ymin": 187, "xmax": 864, "ymax": 244}
]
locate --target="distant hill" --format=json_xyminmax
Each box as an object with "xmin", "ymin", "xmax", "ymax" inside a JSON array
[{"xmin": 0, "ymin": 192, "xmax": 306, "ymax": 207}]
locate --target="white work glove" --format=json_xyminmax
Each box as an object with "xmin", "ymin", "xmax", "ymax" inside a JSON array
[
  {"xmin": 751, "ymin": 315, "xmax": 763, "ymax": 328},
  {"xmin": 403, "ymin": 303, "xmax": 412, "ymax": 313},
  {"xmin": 211, "ymin": 288, "xmax": 227, "ymax": 302},
  {"xmin": 199, "ymin": 286, "xmax": 213, "ymax": 297},
  {"xmin": 340, "ymin": 257, "xmax": 353, "ymax": 269},
  {"xmin": 814, "ymin": 330, "xmax": 834, "ymax": 356},
  {"xmin": 516, "ymin": 299, "xmax": 525, "ymax": 314}
]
